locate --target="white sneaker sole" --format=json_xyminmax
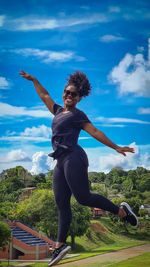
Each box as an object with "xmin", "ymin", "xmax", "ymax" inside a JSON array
[
  {"xmin": 121, "ymin": 202, "xmax": 138, "ymax": 227},
  {"xmin": 48, "ymin": 246, "xmax": 71, "ymax": 266}
]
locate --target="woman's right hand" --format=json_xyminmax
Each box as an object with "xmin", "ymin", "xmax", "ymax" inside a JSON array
[{"xmin": 19, "ymin": 70, "xmax": 35, "ymax": 81}]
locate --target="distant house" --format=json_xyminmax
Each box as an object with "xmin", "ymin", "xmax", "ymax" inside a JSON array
[{"xmin": 139, "ymin": 204, "xmax": 150, "ymax": 215}]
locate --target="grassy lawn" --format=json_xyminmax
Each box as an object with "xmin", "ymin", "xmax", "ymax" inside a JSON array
[
  {"xmin": 109, "ymin": 252, "xmax": 150, "ymax": 267},
  {"xmin": 0, "ymin": 261, "xmax": 21, "ymax": 266},
  {"xmin": 0, "ymin": 218, "xmax": 149, "ymax": 267},
  {"xmin": 1, "ymin": 246, "xmax": 149, "ymax": 267},
  {"xmin": 29, "ymin": 252, "xmax": 150, "ymax": 267},
  {"xmin": 66, "ymin": 218, "xmax": 147, "ymax": 253}
]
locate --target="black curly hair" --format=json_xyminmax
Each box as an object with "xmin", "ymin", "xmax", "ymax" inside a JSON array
[{"xmin": 65, "ymin": 71, "xmax": 91, "ymax": 97}]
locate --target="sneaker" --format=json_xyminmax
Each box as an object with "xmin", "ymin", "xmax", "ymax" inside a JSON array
[
  {"xmin": 120, "ymin": 202, "xmax": 138, "ymax": 227},
  {"xmin": 48, "ymin": 244, "xmax": 71, "ymax": 266}
]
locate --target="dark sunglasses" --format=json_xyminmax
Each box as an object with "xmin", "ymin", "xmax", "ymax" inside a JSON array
[{"xmin": 64, "ymin": 89, "xmax": 78, "ymax": 98}]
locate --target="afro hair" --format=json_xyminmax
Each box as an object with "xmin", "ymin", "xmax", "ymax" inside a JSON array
[{"xmin": 66, "ymin": 71, "xmax": 91, "ymax": 97}]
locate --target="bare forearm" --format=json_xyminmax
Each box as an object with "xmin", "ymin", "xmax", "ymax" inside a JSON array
[
  {"xmin": 93, "ymin": 129, "xmax": 119, "ymax": 150},
  {"xmin": 32, "ymin": 78, "xmax": 49, "ymax": 98},
  {"xmin": 19, "ymin": 70, "xmax": 55, "ymax": 113},
  {"xmin": 83, "ymin": 123, "xmax": 134, "ymax": 156}
]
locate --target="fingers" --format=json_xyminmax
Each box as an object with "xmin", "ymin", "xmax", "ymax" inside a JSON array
[
  {"xmin": 116, "ymin": 146, "xmax": 135, "ymax": 156},
  {"xmin": 124, "ymin": 147, "xmax": 135, "ymax": 153},
  {"xmin": 19, "ymin": 70, "xmax": 26, "ymax": 77},
  {"xmin": 119, "ymin": 151, "xmax": 126, "ymax": 156},
  {"xmin": 19, "ymin": 70, "xmax": 33, "ymax": 80},
  {"xmin": 19, "ymin": 70, "xmax": 25, "ymax": 74}
]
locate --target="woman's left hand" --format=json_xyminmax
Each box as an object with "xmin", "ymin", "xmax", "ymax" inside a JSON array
[{"xmin": 116, "ymin": 146, "xmax": 135, "ymax": 156}]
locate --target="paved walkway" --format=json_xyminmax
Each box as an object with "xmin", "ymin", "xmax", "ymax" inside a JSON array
[{"xmin": 59, "ymin": 244, "xmax": 150, "ymax": 267}]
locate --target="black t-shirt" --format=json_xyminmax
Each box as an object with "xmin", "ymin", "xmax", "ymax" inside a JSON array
[{"xmin": 51, "ymin": 103, "xmax": 91, "ymax": 151}]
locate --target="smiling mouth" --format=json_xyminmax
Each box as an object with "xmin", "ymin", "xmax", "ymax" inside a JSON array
[{"xmin": 65, "ymin": 97, "xmax": 73, "ymax": 101}]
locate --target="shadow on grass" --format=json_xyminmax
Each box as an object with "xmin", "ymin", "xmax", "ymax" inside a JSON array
[{"xmin": 70, "ymin": 242, "xmax": 86, "ymax": 252}]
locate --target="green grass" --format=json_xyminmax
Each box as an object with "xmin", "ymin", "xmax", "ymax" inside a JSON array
[
  {"xmin": 66, "ymin": 218, "xmax": 146, "ymax": 253},
  {"xmin": 1, "ymin": 250, "xmax": 149, "ymax": 267},
  {"xmin": 109, "ymin": 252, "xmax": 150, "ymax": 267},
  {"xmin": 30, "ymin": 252, "xmax": 150, "ymax": 267},
  {"xmin": 0, "ymin": 261, "xmax": 21, "ymax": 266},
  {"xmin": 1, "ymin": 218, "xmax": 149, "ymax": 267}
]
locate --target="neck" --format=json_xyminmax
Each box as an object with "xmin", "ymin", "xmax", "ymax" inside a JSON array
[{"xmin": 63, "ymin": 105, "xmax": 76, "ymax": 111}]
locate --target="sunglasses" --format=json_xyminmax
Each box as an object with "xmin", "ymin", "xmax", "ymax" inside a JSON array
[{"xmin": 64, "ymin": 89, "xmax": 78, "ymax": 98}]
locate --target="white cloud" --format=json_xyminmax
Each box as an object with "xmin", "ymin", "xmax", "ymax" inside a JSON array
[
  {"xmin": 0, "ymin": 136, "xmax": 50, "ymax": 142},
  {"xmin": 108, "ymin": 6, "xmax": 121, "ymax": 13},
  {"xmin": 86, "ymin": 143, "xmax": 150, "ymax": 173},
  {"xmin": 80, "ymin": 6, "xmax": 90, "ymax": 11},
  {"xmin": 79, "ymin": 137, "xmax": 91, "ymax": 140},
  {"xmin": 138, "ymin": 107, "xmax": 150, "ymax": 114},
  {"xmin": 148, "ymin": 38, "xmax": 150, "ymax": 64},
  {"xmin": 21, "ymin": 125, "xmax": 51, "ymax": 138},
  {"xmin": 0, "ymin": 125, "xmax": 52, "ymax": 143},
  {"xmin": 0, "ymin": 102, "xmax": 52, "ymax": 118},
  {"xmin": 0, "ymin": 76, "xmax": 11, "ymax": 89},
  {"xmin": 137, "ymin": 46, "xmax": 144, "ymax": 53},
  {"xmin": 12, "ymin": 48, "xmax": 85, "ymax": 63},
  {"xmin": 0, "ymin": 145, "xmax": 52, "ymax": 173},
  {"xmin": 0, "ymin": 125, "xmax": 90, "ymax": 143},
  {"xmin": 30, "ymin": 152, "xmax": 53, "ymax": 174},
  {"xmin": 95, "ymin": 116, "xmax": 150, "ymax": 125},
  {"xmin": 99, "ymin": 124, "xmax": 125, "ymax": 128},
  {"xmin": 2, "ymin": 13, "xmax": 108, "ymax": 31},
  {"xmin": 0, "ymin": 15, "xmax": 5, "ymax": 27},
  {"xmin": 0, "ymin": 143, "xmax": 149, "ymax": 174},
  {"xmin": 0, "ymin": 149, "xmax": 31, "ymax": 163},
  {"xmin": 123, "ymin": 9, "xmax": 150, "ymax": 21},
  {"xmin": 110, "ymin": 52, "xmax": 150, "ymax": 97},
  {"xmin": 99, "ymin": 35, "xmax": 124, "ymax": 43},
  {"xmin": 99, "ymin": 143, "xmax": 150, "ymax": 173}
]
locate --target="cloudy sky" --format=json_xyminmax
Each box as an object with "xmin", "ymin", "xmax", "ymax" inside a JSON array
[{"xmin": 0, "ymin": 0, "xmax": 150, "ymax": 174}]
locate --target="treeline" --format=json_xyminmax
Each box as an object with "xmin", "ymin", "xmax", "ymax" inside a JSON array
[
  {"xmin": 0, "ymin": 166, "xmax": 150, "ymax": 247},
  {"xmin": 89, "ymin": 167, "xmax": 150, "ymax": 210},
  {"xmin": 0, "ymin": 166, "xmax": 150, "ymax": 211}
]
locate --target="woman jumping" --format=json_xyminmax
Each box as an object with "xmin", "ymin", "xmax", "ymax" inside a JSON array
[{"xmin": 20, "ymin": 70, "xmax": 138, "ymax": 266}]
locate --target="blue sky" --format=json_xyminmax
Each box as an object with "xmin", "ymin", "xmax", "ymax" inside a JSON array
[{"xmin": 0, "ymin": 0, "xmax": 150, "ymax": 173}]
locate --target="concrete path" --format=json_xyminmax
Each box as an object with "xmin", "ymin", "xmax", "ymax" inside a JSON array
[{"xmin": 59, "ymin": 244, "xmax": 150, "ymax": 267}]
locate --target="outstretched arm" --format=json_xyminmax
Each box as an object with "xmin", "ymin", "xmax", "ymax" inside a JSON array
[
  {"xmin": 83, "ymin": 123, "xmax": 134, "ymax": 156},
  {"xmin": 19, "ymin": 70, "xmax": 55, "ymax": 114}
]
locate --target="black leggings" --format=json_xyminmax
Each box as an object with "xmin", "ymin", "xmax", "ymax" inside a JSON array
[{"xmin": 53, "ymin": 145, "xmax": 119, "ymax": 243}]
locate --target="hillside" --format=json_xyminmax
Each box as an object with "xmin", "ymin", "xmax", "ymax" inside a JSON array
[
  {"xmin": 0, "ymin": 165, "xmax": 150, "ymax": 250},
  {"xmin": 68, "ymin": 217, "xmax": 149, "ymax": 253}
]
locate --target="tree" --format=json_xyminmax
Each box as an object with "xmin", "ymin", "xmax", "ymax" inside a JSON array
[
  {"xmin": 14, "ymin": 189, "xmax": 58, "ymax": 239},
  {"xmin": 0, "ymin": 202, "xmax": 17, "ymax": 220},
  {"xmin": 14, "ymin": 190, "xmax": 91, "ymax": 246},
  {"xmin": 136, "ymin": 167, "xmax": 148, "ymax": 176},
  {"xmin": 0, "ymin": 221, "xmax": 11, "ymax": 248},
  {"xmin": 106, "ymin": 167, "xmax": 127, "ymax": 186},
  {"xmin": 69, "ymin": 198, "xmax": 91, "ymax": 249},
  {"xmin": 0, "ymin": 166, "xmax": 32, "ymax": 187},
  {"xmin": 36, "ymin": 172, "xmax": 53, "ymax": 189},
  {"xmin": 89, "ymin": 172, "xmax": 106, "ymax": 183},
  {"xmin": 122, "ymin": 177, "xmax": 134, "ymax": 192},
  {"xmin": 0, "ymin": 177, "xmax": 24, "ymax": 203},
  {"xmin": 139, "ymin": 175, "xmax": 150, "ymax": 192},
  {"xmin": 91, "ymin": 183, "xmax": 108, "ymax": 197},
  {"xmin": 31, "ymin": 173, "xmax": 46, "ymax": 187},
  {"xmin": 126, "ymin": 170, "xmax": 137, "ymax": 189}
]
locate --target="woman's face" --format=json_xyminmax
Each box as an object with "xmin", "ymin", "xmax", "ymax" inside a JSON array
[{"xmin": 63, "ymin": 85, "xmax": 80, "ymax": 108}]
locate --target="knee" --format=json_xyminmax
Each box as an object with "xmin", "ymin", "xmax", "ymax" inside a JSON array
[{"xmin": 75, "ymin": 195, "xmax": 90, "ymax": 206}]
